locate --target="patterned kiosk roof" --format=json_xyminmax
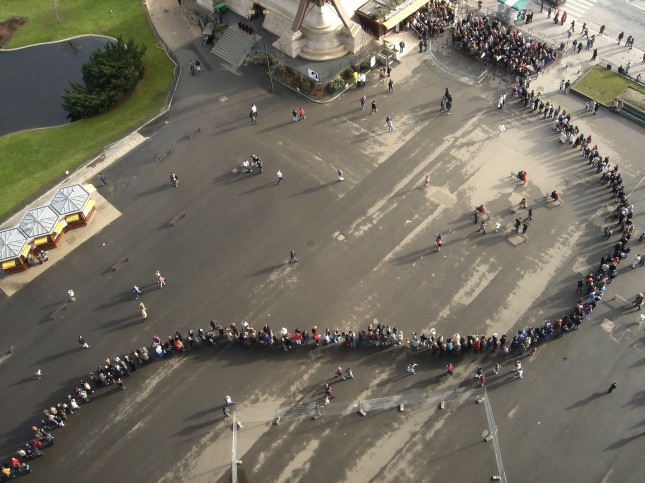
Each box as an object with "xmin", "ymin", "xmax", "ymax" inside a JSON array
[
  {"xmin": 50, "ymin": 184, "xmax": 90, "ymax": 215},
  {"xmin": 0, "ymin": 228, "xmax": 28, "ymax": 261},
  {"xmin": 18, "ymin": 205, "xmax": 60, "ymax": 238}
]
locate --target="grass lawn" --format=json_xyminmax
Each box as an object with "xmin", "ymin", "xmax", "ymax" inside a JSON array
[
  {"xmin": 0, "ymin": 0, "xmax": 175, "ymax": 222},
  {"xmin": 572, "ymin": 64, "xmax": 645, "ymax": 106}
]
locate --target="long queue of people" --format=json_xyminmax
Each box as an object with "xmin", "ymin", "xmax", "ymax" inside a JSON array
[{"xmin": 452, "ymin": 12, "xmax": 559, "ymax": 79}]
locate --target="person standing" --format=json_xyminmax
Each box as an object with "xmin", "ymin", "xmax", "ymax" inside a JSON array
[
  {"xmin": 591, "ymin": 49, "xmax": 597, "ymax": 61},
  {"xmin": 407, "ymin": 363, "xmax": 418, "ymax": 375},
  {"xmin": 371, "ymin": 100, "xmax": 377, "ymax": 114},
  {"xmin": 564, "ymin": 79, "xmax": 571, "ymax": 93},
  {"xmin": 289, "ymin": 250, "xmax": 298, "ymax": 263},
  {"xmin": 445, "ymin": 363, "xmax": 454, "ymax": 375},
  {"xmin": 337, "ymin": 168, "xmax": 344, "ymax": 182},
  {"xmin": 34, "ymin": 369, "xmax": 42, "ymax": 380},
  {"xmin": 292, "ymin": 109, "xmax": 298, "ymax": 122},
  {"xmin": 189, "ymin": 59, "xmax": 195, "ymax": 75},
  {"xmin": 423, "ymin": 174, "xmax": 430, "ymax": 188},
  {"xmin": 399, "ymin": 40, "xmax": 405, "ymax": 53},
  {"xmin": 632, "ymin": 254, "xmax": 642, "ymax": 268},
  {"xmin": 498, "ymin": 124, "xmax": 506, "ymax": 135},
  {"xmin": 132, "ymin": 285, "xmax": 142, "ymax": 299},
  {"xmin": 388, "ymin": 79, "xmax": 394, "ymax": 92},
  {"xmin": 117, "ymin": 378, "xmax": 126, "ymax": 390},
  {"xmin": 78, "ymin": 336, "xmax": 90, "ymax": 349},
  {"xmin": 344, "ymin": 368, "xmax": 354, "ymax": 379},
  {"xmin": 522, "ymin": 221, "xmax": 529, "ymax": 234},
  {"xmin": 276, "ymin": 170, "xmax": 283, "ymax": 184},
  {"xmin": 386, "ymin": 116, "xmax": 394, "ymax": 132},
  {"xmin": 360, "ymin": 95, "xmax": 366, "ymax": 110},
  {"xmin": 98, "ymin": 173, "xmax": 107, "ymax": 186},
  {"xmin": 298, "ymin": 107, "xmax": 306, "ymax": 120},
  {"xmin": 607, "ymin": 381, "xmax": 617, "ymax": 393},
  {"xmin": 494, "ymin": 363, "xmax": 501, "ymax": 374},
  {"xmin": 477, "ymin": 221, "xmax": 487, "ymax": 233},
  {"xmin": 617, "ymin": 32, "xmax": 624, "ymax": 45},
  {"xmin": 334, "ymin": 367, "xmax": 343, "ymax": 379}
]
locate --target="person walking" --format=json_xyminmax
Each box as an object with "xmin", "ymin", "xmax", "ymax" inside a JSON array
[
  {"xmin": 371, "ymin": 100, "xmax": 377, "ymax": 114},
  {"xmin": 407, "ymin": 363, "xmax": 418, "ymax": 375},
  {"xmin": 289, "ymin": 250, "xmax": 298, "ymax": 263},
  {"xmin": 522, "ymin": 221, "xmax": 529, "ymax": 234},
  {"xmin": 599, "ymin": 25, "xmax": 606, "ymax": 36},
  {"xmin": 132, "ymin": 285, "xmax": 142, "ymax": 299},
  {"xmin": 78, "ymin": 336, "xmax": 90, "ymax": 349},
  {"xmin": 514, "ymin": 360, "xmax": 524, "ymax": 379},
  {"xmin": 388, "ymin": 79, "xmax": 394, "ymax": 92},
  {"xmin": 631, "ymin": 254, "xmax": 642, "ymax": 268},
  {"xmin": 98, "ymin": 173, "xmax": 107, "ymax": 186},
  {"xmin": 498, "ymin": 124, "xmax": 506, "ymax": 135},
  {"xmin": 564, "ymin": 80, "xmax": 571, "ymax": 93},
  {"xmin": 276, "ymin": 169, "xmax": 283, "ymax": 184},
  {"xmin": 494, "ymin": 363, "xmax": 501, "ymax": 375},
  {"xmin": 423, "ymin": 174, "xmax": 430, "ymax": 188},
  {"xmin": 344, "ymin": 368, "xmax": 354, "ymax": 379},
  {"xmin": 360, "ymin": 95, "xmax": 366, "ymax": 110},
  {"xmin": 445, "ymin": 363, "xmax": 454, "ymax": 375},
  {"xmin": 117, "ymin": 378, "xmax": 126, "ymax": 390},
  {"xmin": 34, "ymin": 369, "xmax": 42, "ymax": 380},
  {"xmin": 298, "ymin": 107, "xmax": 306, "ymax": 120},
  {"xmin": 399, "ymin": 40, "xmax": 405, "ymax": 53},
  {"xmin": 250, "ymin": 104, "xmax": 257, "ymax": 124},
  {"xmin": 617, "ymin": 32, "xmax": 624, "ymax": 45},
  {"xmin": 477, "ymin": 221, "xmax": 487, "ymax": 233},
  {"xmin": 386, "ymin": 116, "xmax": 394, "ymax": 132},
  {"xmin": 140, "ymin": 302, "xmax": 148, "ymax": 321},
  {"xmin": 155, "ymin": 270, "xmax": 166, "ymax": 288},
  {"xmin": 607, "ymin": 381, "xmax": 617, "ymax": 393},
  {"xmin": 337, "ymin": 168, "xmax": 345, "ymax": 182},
  {"xmin": 292, "ymin": 109, "xmax": 298, "ymax": 122},
  {"xmin": 591, "ymin": 49, "xmax": 597, "ymax": 61},
  {"xmin": 334, "ymin": 367, "xmax": 343, "ymax": 379}
]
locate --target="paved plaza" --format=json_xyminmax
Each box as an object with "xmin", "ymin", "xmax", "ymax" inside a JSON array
[{"xmin": 0, "ymin": 1, "xmax": 643, "ymax": 482}]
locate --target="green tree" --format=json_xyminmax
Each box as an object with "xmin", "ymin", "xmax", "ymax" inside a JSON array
[{"xmin": 62, "ymin": 37, "xmax": 146, "ymax": 119}]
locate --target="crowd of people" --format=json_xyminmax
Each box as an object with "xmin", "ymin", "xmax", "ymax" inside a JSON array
[
  {"xmin": 408, "ymin": 0, "xmax": 455, "ymax": 40},
  {"xmin": 452, "ymin": 12, "xmax": 559, "ymax": 79}
]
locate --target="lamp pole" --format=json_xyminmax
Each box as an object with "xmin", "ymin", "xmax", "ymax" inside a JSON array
[{"xmin": 262, "ymin": 35, "xmax": 275, "ymax": 94}]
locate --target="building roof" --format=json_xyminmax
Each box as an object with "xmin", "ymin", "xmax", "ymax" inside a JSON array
[
  {"xmin": 50, "ymin": 184, "xmax": 90, "ymax": 216},
  {"xmin": 0, "ymin": 228, "xmax": 28, "ymax": 261},
  {"xmin": 18, "ymin": 205, "xmax": 60, "ymax": 238}
]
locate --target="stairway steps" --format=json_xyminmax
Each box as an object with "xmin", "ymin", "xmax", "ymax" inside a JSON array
[{"xmin": 211, "ymin": 27, "xmax": 259, "ymax": 68}]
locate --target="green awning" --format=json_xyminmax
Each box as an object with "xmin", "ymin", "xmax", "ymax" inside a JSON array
[{"xmin": 497, "ymin": 0, "xmax": 530, "ymax": 10}]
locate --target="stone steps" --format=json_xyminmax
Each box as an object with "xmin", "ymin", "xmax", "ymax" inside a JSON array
[{"xmin": 210, "ymin": 27, "xmax": 259, "ymax": 68}]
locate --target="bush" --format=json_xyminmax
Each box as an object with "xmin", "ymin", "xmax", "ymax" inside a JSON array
[
  {"xmin": 341, "ymin": 67, "xmax": 354, "ymax": 79},
  {"xmin": 62, "ymin": 36, "xmax": 146, "ymax": 119},
  {"xmin": 325, "ymin": 78, "xmax": 345, "ymax": 94},
  {"xmin": 301, "ymin": 79, "xmax": 312, "ymax": 91}
]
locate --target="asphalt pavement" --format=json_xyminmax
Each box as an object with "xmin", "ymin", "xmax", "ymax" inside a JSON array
[{"xmin": 0, "ymin": 1, "xmax": 643, "ymax": 482}]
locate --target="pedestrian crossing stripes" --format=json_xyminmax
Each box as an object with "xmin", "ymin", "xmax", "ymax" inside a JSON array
[{"xmin": 560, "ymin": 0, "xmax": 599, "ymax": 20}]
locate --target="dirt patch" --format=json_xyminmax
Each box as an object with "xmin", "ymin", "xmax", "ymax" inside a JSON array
[{"xmin": 0, "ymin": 16, "xmax": 29, "ymax": 48}]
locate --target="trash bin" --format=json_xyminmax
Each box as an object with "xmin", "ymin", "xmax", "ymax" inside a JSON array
[{"xmin": 215, "ymin": 2, "xmax": 228, "ymax": 13}]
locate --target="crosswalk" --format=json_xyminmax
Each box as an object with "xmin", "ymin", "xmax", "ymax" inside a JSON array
[{"xmin": 559, "ymin": 0, "xmax": 599, "ymax": 20}]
